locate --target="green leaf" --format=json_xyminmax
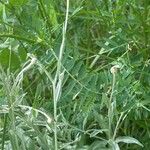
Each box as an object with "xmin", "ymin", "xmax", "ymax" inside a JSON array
[
  {"xmin": 48, "ymin": 4, "xmax": 58, "ymax": 29},
  {"xmin": 18, "ymin": 47, "xmax": 27, "ymax": 62},
  {"xmin": 115, "ymin": 136, "xmax": 143, "ymax": 147},
  {"xmin": 10, "ymin": 0, "xmax": 28, "ymax": 6},
  {"xmin": 0, "ymin": 49, "xmax": 20, "ymax": 70},
  {"xmin": 89, "ymin": 129, "xmax": 104, "ymax": 138}
]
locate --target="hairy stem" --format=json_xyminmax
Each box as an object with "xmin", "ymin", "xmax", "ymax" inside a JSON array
[
  {"xmin": 53, "ymin": 1, "xmax": 69, "ymax": 149},
  {"xmin": 108, "ymin": 72, "xmax": 116, "ymax": 139}
]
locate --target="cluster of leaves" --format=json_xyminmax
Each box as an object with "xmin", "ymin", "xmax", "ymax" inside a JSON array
[{"xmin": 0, "ymin": 0, "xmax": 150, "ymax": 149}]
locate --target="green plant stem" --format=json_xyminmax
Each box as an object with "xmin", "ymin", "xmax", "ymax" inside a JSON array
[
  {"xmin": 53, "ymin": 1, "xmax": 69, "ymax": 149},
  {"xmin": 112, "ymin": 112, "xmax": 124, "ymax": 140},
  {"xmin": 52, "ymin": 83, "xmax": 58, "ymax": 150},
  {"xmin": 108, "ymin": 72, "xmax": 116, "ymax": 139},
  {"xmin": 1, "ymin": 114, "xmax": 8, "ymax": 150},
  {"xmin": 9, "ymin": 106, "xmax": 20, "ymax": 150}
]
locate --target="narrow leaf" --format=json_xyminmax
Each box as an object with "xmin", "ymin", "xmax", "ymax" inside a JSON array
[{"xmin": 115, "ymin": 136, "xmax": 143, "ymax": 147}]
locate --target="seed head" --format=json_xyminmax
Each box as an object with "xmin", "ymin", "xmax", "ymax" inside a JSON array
[{"xmin": 110, "ymin": 65, "xmax": 120, "ymax": 74}]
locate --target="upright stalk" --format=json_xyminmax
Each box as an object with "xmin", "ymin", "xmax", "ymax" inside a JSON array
[
  {"xmin": 1, "ymin": 114, "xmax": 8, "ymax": 150},
  {"xmin": 108, "ymin": 71, "xmax": 116, "ymax": 139},
  {"xmin": 108, "ymin": 65, "xmax": 120, "ymax": 139},
  {"xmin": 53, "ymin": 1, "xmax": 69, "ymax": 150}
]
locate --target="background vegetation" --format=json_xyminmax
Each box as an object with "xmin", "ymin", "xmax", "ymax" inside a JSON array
[{"xmin": 0, "ymin": 0, "xmax": 150, "ymax": 149}]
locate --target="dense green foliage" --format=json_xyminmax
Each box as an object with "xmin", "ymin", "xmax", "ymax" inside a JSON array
[{"xmin": 0, "ymin": 0, "xmax": 150, "ymax": 149}]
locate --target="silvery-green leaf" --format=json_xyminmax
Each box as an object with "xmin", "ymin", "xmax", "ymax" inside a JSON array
[{"xmin": 115, "ymin": 136, "xmax": 143, "ymax": 147}]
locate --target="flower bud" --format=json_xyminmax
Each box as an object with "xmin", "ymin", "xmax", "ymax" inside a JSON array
[{"xmin": 110, "ymin": 65, "xmax": 120, "ymax": 74}]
